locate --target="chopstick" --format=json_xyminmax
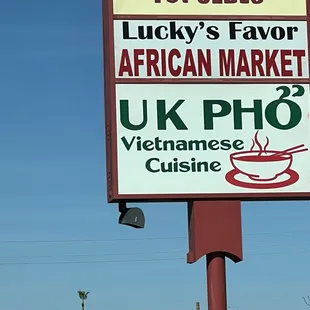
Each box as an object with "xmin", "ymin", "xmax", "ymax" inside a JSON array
[{"xmin": 270, "ymin": 144, "xmax": 308, "ymax": 157}]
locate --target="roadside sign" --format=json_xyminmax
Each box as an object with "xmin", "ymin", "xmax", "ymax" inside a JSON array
[
  {"xmin": 116, "ymin": 83, "xmax": 310, "ymax": 196},
  {"xmin": 103, "ymin": 0, "xmax": 310, "ymax": 202}
]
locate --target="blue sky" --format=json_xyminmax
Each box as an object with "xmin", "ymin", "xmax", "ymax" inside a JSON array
[{"xmin": 1, "ymin": 0, "xmax": 310, "ymax": 309}]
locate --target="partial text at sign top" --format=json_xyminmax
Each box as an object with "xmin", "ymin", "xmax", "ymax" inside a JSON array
[{"xmin": 113, "ymin": 0, "xmax": 307, "ymax": 16}]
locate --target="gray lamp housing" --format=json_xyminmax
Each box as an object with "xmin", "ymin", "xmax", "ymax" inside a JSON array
[{"xmin": 118, "ymin": 203, "xmax": 145, "ymax": 229}]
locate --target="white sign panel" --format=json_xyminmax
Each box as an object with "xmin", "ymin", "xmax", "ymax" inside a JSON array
[
  {"xmin": 114, "ymin": 20, "xmax": 309, "ymax": 79},
  {"xmin": 116, "ymin": 83, "xmax": 310, "ymax": 195}
]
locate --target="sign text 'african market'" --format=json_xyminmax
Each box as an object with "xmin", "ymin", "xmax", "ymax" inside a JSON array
[{"xmin": 115, "ymin": 20, "xmax": 309, "ymax": 79}]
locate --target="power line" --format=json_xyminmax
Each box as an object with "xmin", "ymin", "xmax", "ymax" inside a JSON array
[
  {"xmin": 244, "ymin": 229, "xmax": 310, "ymax": 236},
  {"xmin": 0, "ymin": 257, "xmax": 185, "ymax": 265},
  {"xmin": 250, "ymin": 248, "xmax": 310, "ymax": 256},
  {"xmin": 0, "ymin": 239, "xmax": 310, "ymax": 260},
  {"xmin": 0, "ymin": 249, "xmax": 185, "ymax": 259},
  {"xmin": 0, "ymin": 246, "xmax": 309, "ymax": 264},
  {"xmin": 0, "ymin": 236, "xmax": 185, "ymax": 244},
  {"xmin": 0, "ymin": 229, "xmax": 309, "ymax": 244},
  {"xmin": 0, "ymin": 248, "xmax": 308, "ymax": 266}
]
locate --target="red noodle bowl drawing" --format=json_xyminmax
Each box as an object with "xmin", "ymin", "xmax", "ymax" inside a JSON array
[{"xmin": 228, "ymin": 131, "xmax": 308, "ymax": 185}]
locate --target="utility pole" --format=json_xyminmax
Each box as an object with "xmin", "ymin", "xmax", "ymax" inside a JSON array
[{"xmin": 78, "ymin": 291, "xmax": 90, "ymax": 310}]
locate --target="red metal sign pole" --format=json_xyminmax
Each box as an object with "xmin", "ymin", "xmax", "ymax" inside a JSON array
[
  {"xmin": 207, "ymin": 253, "xmax": 227, "ymax": 310},
  {"xmin": 187, "ymin": 200, "xmax": 243, "ymax": 310}
]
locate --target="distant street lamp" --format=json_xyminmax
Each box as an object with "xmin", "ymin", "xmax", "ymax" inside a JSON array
[
  {"xmin": 78, "ymin": 291, "xmax": 90, "ymax": 310},
  {"xmin": 303, "ymin": 296, "xmax": 310, "ymax": 306}
]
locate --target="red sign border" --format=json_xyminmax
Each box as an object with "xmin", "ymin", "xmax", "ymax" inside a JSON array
[{"xmin": 103, "ymin": 0, "xmax": 310, "ymax": 203}]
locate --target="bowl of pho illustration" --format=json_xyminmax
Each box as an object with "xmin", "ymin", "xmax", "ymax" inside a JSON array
[{"xmin": 230, "ymin": 151, "xmax": 293, "ymax": 181}]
